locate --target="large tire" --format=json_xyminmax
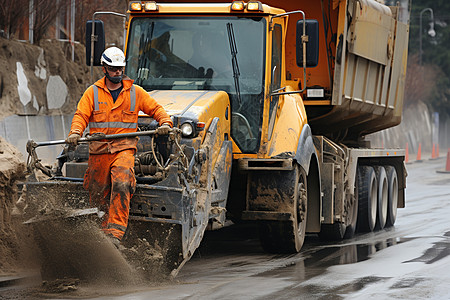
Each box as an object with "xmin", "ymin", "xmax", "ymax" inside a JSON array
[
  {"xmin": 294, "ymin": 166, "xmax": 308, "ymax": 251},
  {"xmin": 344, "ymin": 166, "xmax": 359, "ymax": 238},
  {"xmin": 259, "ymin": 166, "xmax": 307, "ymax": 253},
  {"xmin": 384, "ymin": 166, "xmax": 398, "ymax": 227},
  {"xmin": 319, "ymin": 167, "xmax": 358, "ymax": 241},
  {"xmin": 356, "ymin": 166, "xmax": 377, "ymax": 232},
  {"xmin": 374, "ymin": 166, "xmax": 388, "ymax": 230}
]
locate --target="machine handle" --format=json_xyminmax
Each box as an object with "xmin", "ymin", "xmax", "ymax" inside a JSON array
[{"xmin": 26, "ymin": 128, "xmax": 182, "ymax": 149}]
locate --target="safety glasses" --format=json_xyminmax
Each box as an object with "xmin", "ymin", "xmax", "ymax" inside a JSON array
[{"xmin": 105, "ymin": 65, "xmax": 124, "ymax": 72}]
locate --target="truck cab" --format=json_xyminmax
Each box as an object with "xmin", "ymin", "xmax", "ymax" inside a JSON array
[{"xmin": 122, "ymin": 1, "xmax": 318, "ymax": 158}]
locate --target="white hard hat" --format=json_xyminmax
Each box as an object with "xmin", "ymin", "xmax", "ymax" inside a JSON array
[{"xmin": 101, "ymin": 47, "xmax": 126, "ymax": 67}]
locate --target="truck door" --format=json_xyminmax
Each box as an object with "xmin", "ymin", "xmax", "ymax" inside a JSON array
[{"xmin": 268, "ymin": 22, "xmax": 283, "ymax": 141}]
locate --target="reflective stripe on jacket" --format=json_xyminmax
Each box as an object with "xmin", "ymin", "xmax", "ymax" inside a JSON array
[
  {"xmin": 69, "ymin": 76, "xmax": 172, "ymax": 154},
  {"xmin": 89, "ymin": 84, "xmax": 138, "ymax": 130}
]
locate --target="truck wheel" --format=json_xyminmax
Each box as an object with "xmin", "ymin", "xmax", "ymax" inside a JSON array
[
  {"xmin": 356, "ymin": 166, "xmax": 377, "ymax": 232},
  {"xmin": 319, "ymin": 168, "xmax": 358, "ymax": 240},
  {"xmin": 344, "ymin": 167, "xmax": 359, "ymax": 238},
  {"xmin": 384, "ymin": 166, "xmax": 398, "ymax": 227},
  {"xmin": 294, "ymin": 166, "xmax": 308, "ymax": 251},
  {"xmin": 259, "ymin": 166, "xmax": 307, "ymax": 253},
  {"xmin": 374, "ymin": 166, "xmax": 388, "ymax": 230}
]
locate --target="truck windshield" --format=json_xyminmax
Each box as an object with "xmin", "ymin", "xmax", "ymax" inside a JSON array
[{"xmin": 126, "ymin": 17, "xmax": 266, "ymax": 153}]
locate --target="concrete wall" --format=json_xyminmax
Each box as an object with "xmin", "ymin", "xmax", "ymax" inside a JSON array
[
  {"xmin": 368, "ymin": 101, "xmax": 449, "ymax": 158},
  {"xmin": 0, "ymin": 114, "xmax": 73, "ymax": 164}
]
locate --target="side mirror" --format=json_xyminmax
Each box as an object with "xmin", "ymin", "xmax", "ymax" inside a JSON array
[
  {"xmin": 296, "ymin": 19, "xmax": 319, "ymax": 68},
  {"xmin": 85, "ymin": 20, "xmax": 105, "ymax": 66}
]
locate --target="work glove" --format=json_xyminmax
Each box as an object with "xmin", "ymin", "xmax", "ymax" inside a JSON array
[
  {"xmin": 66, "ymin": 133, "xmax": 81, "ymax": 146},
  {"xmin": 157, "ymin": 123, "xmax": 171, "ymax": 135}
]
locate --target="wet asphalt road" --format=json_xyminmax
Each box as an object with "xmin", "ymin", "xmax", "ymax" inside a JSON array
[
  {"xmin": 87, "ymin": 157, "xmax": 450, "ymax": 300},
  {"xmin": 2, "ymin": 157, "xmax": 450, "ymax": 299}
]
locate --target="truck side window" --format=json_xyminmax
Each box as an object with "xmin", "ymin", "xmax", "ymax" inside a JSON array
[{"xmin": 268, "ymin": 24, "xmax": 282, "ymax": 140}]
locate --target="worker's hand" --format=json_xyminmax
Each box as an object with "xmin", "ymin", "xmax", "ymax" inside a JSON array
[
  {"xmin": 66, "ymin": 133, "xmax": 81, "ymax": 146},
  {"xmin": 157, "ymin": 123, "xmax": 171, "ymax": 135}
]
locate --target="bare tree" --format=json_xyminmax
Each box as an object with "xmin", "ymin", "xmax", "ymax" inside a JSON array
[
  {"xmin": 31, "ymin": 0, "xmax": 71, "ymax": 44},
  {"xmin": 404, "ymin": 54, "xmax": 439, "ymax": 108},
  {"xmin": 75, "ymin": 0, "xmax": 128, "ymax": 46},
  {"xmin": 73, "ymin": 0, "xmax": 127, "ymax": 45},
  {"xmin": 76, "ymin": 0, "xmax": 103, "ymax": 45},
  {"xmin": 1, "ymin": 0, "xmax": 127, "ymax": 44},
  {"xmin": 0, "ymin": 0, "xmax": 30, "ymax": 39}
]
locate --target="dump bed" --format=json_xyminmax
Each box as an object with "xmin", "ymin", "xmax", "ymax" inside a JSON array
[{"xmin": 264, "ymin": 0, "xmax": 409, "ymax": 140}]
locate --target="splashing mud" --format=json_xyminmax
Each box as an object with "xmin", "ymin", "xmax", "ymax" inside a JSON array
[
  {"xmin": 0, "ymin": 137, "xmax": 27, "ymax": 274},
  {"xmin": 30, "ymin": 216, "xmax": 140, "ymax": 285}
]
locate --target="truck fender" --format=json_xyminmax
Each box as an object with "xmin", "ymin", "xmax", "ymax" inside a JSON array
[
  {"xmin": 294, "ymin": 124, "xmax": 322, "ymax": 233},
  {"xmin": 294, "ymin": 124, "xmax": 317, "ymax": 175}
]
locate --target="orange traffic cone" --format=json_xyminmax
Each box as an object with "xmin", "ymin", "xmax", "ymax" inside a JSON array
[
  {"xmin": 416, "ymin": 143, "xmax": 422, "ymax": 162},
  {"xmin": 431, "ymin": 144, "xmax": 437, "ymax": 159},
  {"xmin": 405, "ymin": 143, "xmax": 409, "ymax": 163},
  {"xmin": 446, "ymin": 149, "xmax": 450, "ymax": 171},
  {"xmin": 437, "ymin": 148, "xmax": 450, "ymax": 173}
]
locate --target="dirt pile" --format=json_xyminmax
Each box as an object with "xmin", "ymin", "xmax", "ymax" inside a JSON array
[
  {"xmin": 0, "ymin": 137, "xmax": 26, "ymax": 274},
  {"xmin": 0, "ymin": 37, "xmax": 103, "ymax": 120}
]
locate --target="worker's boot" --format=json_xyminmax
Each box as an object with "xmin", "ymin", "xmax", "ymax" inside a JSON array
[{"xmin": 110, "ymin": 236, "xmax": 126, "ymax": 251}]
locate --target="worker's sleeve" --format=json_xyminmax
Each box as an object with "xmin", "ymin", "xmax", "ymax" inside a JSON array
[
  {"xmin": 68, "ymin": 87, "xmax": 94, "ymax": 136},
  {"xmin": 136, "ymin": 85, "xmax": 173, "ymax": 127}
]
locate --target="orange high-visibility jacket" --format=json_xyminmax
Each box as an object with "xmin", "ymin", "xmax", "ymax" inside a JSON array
[{"xmin": 69, "ymin": 76, "xmax": 172, "ymax": 153}]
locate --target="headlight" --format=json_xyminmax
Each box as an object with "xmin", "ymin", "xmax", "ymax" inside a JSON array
[
  {"xmin": 144, "ymin": 1, "xmax": 158, "ymax": 11},
  {"xmin": 231, "ymin": 1, "xmax": 245, "ymax": 11},
  {"xmin": 129, "ymin": 1, "xmax": 142, "ymax": 11},
  {"xmin": 247, "ymin": 1, "xmax": 263, "ymax": 11},
  {"xmin": 181, "ymin": 122, "xmax": 194, "ymax": 137}
]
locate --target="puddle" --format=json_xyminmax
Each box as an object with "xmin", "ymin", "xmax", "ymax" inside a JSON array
[
  {"xmin": 254, "ymin": 238, "xmax": 413, "ymax": 298},
  {"xmin": 303, "ymin": 237, "xmax": 414, "ymax": 268},
  {"xmin": 403, "ymin": 231, "xmax": 450, "ymax": 264},
  {"xmin": 256, "ymin": 237, "xmax": 415, "ymax": 281},
  {"xmin": 390, "ymin": 277, "xmax": 426, "ymax": 289},
  {"xmin": 336, "ymin": 275, "xmax": 390, "ymax": 294}
]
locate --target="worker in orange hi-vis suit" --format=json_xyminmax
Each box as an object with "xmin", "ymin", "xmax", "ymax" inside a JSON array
[{"xmin": 66, "ymin": 47, "xmax": 173, "ymax": 248}]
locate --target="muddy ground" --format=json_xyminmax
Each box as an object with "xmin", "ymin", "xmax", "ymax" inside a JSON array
[{"xmin": 0, "ymin": 137, "xmax": 28, "ymax": 274}]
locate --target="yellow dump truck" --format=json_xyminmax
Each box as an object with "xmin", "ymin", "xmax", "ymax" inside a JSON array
[{"xmin": 25, "ymin": 0, "xmax": 409, "ymax": 277}]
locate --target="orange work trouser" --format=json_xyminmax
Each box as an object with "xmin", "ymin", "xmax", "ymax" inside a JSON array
[{"xmin": 83, "ymin": 149, "xmax": 136, "ymax": 240}]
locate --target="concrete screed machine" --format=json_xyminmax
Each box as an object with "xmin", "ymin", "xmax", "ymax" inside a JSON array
[{"xmin": 25, "ymin": 0, "xmax": 409, "ymax": 279}]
